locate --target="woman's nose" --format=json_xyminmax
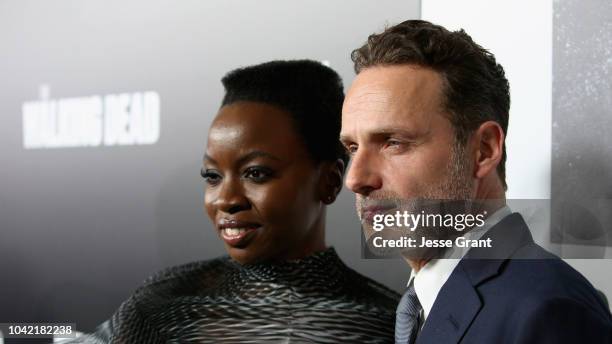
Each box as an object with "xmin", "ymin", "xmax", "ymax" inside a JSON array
[{"xmin": 214, "ymin": 179, "xmax": 250, "ymax": 214}]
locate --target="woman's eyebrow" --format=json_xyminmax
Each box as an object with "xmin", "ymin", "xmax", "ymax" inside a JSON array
[
  {"xmin": 203, "ymin": 151, "xmax": 282, "ymax": 166},
  {"xmin": 236, "ymin": 151, "xmax": 282, "ymax": 166}
]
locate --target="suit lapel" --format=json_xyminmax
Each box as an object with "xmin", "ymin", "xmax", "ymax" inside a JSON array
[
  {"xmin": 415, "ymin": 263, "xmax": 481, "ymax": 344},
  {"xmin": 415, "ymin": 213, "xmax": 534, "ymax": 344}
]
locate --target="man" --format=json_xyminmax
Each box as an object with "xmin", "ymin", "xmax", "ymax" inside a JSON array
[{"xmin": 340, "ymin": 20, "xmax": 612, "ymax": 343}]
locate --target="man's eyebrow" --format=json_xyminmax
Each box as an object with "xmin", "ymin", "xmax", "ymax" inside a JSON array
[
  {"xmin": 369, "ymin": 128, "xmax": 419, "ymax": 138},
  {"xmin": 203, "ymin": 154, "xmax": 216, "ymax": 164},
  {"xmin": 340, "ymin": 128, "xmax": 420, "ymax": 143},
  {"xmin": 339, "ymin": 134, "xmax": 353, "ymax": 144}
]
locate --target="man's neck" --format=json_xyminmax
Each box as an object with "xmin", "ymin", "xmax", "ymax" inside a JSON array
[
  {"xmin": 405, "ymin": 198, "xmax": 508, "ymax": 273},
  {"xmin": 406, "ymin": 258, "xmax": 430, "ymax": 273}
]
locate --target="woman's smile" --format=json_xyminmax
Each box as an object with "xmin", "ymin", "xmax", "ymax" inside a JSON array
[{"xmin": 217, "ymin": 218, "xmax": 262, "ymax": 248}]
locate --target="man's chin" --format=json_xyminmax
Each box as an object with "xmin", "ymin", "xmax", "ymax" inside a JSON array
[
  {"xmin": 365, "ymin": 230, "xmax": 450, "ymax": 260},
  {"xmin": 399, "ymin": 245, "xmax": 447, "ymax": 262}
]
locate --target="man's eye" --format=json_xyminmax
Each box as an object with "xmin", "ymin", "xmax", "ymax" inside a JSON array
[
  {"xmin": 384, "ymin": 139, "xmax": 406, "ymax": 150},
  {"xmin": 244, "ymin": 167, "xmax": 273, "ymax": 183},
  {"xmin": 201, "ymin": 169, "xmax": 221, "ymax": 185},
  {"xmin": 347, "ymin": 144, "xmax": 358, "ymax": 155}
]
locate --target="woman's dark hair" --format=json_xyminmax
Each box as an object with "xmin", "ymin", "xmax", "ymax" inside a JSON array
[
  {"xmin": 221, "ymin": 60, "xmax": 348, "ymax": 167},
  {"xmin": 352, "ymin": 20, "xmax": 510, "ymax": 190}
]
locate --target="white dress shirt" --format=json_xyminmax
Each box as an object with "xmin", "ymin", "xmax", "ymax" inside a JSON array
[{"xmin": 406, "ymin": 205, "xmax": 512, "ymax": 322}]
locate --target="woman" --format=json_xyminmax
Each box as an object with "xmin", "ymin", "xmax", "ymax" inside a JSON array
[{"xmin": 72, "ymin": 60, "xmax": 399, "ymax": 343}]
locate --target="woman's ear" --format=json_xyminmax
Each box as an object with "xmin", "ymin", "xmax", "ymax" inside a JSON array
[
  {"xmin": 319, "ymin": 158, "xmax": 345, "ymax": 204},
  {"xmin": 473, "ymin": 121, "xmax": 504, "ymax": 180}
]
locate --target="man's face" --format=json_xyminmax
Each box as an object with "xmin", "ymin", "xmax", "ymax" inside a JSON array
[{"xmin": 340, "ymin": 65, "xmax": 475, "ymax": 243}]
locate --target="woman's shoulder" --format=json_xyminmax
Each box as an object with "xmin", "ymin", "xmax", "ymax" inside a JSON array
[
  {"xmin": 306, "ymin": 252, "xmax": 401, "ymax": 315},
  {"xmin": 299, "ymin": 247, "xmax": 401, "ymax": 307},
  {"xmin": 67, "ymin": 257, "xmax": 239, "ymax": 343},
  {"xmin": 135, "ymin": 255, "xmax": 236, "ymax": 298}
]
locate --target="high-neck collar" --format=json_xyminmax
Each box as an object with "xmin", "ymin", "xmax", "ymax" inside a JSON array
[
  {"xmin": 227, "ymin": 247, "xmax": 347, "ymax": 283},
  {"xmin": 236, "ymin": 246, "xmax": 339, "ymax": 269}
]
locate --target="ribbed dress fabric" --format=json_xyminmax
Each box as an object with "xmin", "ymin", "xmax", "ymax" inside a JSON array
[{"xmin": 68, "ymin": 248, "xmax": 399, "ymax": 343}]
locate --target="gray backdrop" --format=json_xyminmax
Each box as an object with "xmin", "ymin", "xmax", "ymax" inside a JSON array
[
  {"xmin": 0, "ymin": 0, "xmax": 417, "ymax": 332},
  {"xmin": 552, "ymin": 0, "xmax": 612, "ymax": 249}
]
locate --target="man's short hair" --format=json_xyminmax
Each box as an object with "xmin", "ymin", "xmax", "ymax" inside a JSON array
[
  {"xmin": 351, "ymin": 20, "xmax": 510, "ymax": 190},
  {"xmin": 221, "ymin": 60, "xmax": 348, "ymax": 166}
]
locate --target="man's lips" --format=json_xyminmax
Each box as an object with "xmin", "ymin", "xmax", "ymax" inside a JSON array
[
  {"xmin": 360, "ymin": 205, "xmax": 397, "ymax": 222},
  {"xmin": 217, "ymin": 219, "xmax": 261, "ymax": 248}
]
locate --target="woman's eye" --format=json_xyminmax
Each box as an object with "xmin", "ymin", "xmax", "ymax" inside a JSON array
[
  {"xmin": 201, "ymin": 169, "xmax": 222, "ymax": 185},
  {"xmin": 243, "ymin": 167, "xmax": 273, "ymax": 183}
]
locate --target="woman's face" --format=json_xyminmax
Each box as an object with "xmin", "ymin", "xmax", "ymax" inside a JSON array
[{"xmin": 203, "ymin": 101, "xmax": 326, "ymax": 264}]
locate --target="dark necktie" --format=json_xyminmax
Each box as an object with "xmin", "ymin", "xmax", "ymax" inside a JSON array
[{"xmin": 395, "ymin": 282, "xmax": 422, "ymax": 344}]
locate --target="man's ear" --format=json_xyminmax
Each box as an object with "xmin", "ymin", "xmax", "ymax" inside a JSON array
[
  {"xmin": 472, "ymin": 121, "xmax": 504, "ymax": 180},
  {"xmin": 319, "ymin": 158, "xmax": 345, "ymax": 204}
]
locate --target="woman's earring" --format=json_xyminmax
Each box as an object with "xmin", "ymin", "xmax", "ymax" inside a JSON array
[{"xmin": 325, "ymin": 196, "xmax": 334, "ymax": 203}]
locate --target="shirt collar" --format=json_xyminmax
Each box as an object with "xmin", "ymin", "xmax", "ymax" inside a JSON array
[{"xmin": 407, "ymin": 205, "xmax": 512, "ymax": 320}]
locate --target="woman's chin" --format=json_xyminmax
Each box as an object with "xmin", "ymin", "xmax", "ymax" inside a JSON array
[{"xmin": 227, "ymin": 247, "xmax": 262, "ymax": 265}]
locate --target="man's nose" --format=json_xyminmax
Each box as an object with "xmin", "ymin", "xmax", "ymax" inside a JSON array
[
  {"xmin": 214, "ymin": 178, "xmax": 250, "ymax": 214},
  {"xmin": 345, "ymin": 149, "xmax": 382, "ymax": 196}
]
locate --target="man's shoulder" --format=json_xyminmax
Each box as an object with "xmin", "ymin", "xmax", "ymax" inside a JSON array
[
  {"xmin": 480, "ymin": 243, "xmax": 610, "ymax": 318},
  {"xmin": 470, "ymin": 212, "xmax": 603, "ymax": 305},
  {"xmin": 487, "ymin": 255, "xmax": 612, "ymax": 342},
  {"xmin": 504, "ymin": 243, "xmax": 594, "ymax": 293},
  {"xmin": 452, "ymin": 242, "xmax": 612, "ymax": 343}
]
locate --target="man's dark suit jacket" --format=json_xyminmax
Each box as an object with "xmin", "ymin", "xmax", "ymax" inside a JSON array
[{"xmin": 415, "ymin": 213, "xmax": 612, "ymax": 344}]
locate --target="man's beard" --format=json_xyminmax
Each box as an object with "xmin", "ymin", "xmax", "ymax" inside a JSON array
[{"xmin": 359, "ymin": 140, "xmax": 475, "ymax": 260}]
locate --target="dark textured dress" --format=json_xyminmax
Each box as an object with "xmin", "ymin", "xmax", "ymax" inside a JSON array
[{"xmin": 69, "ymin": 248, "xmax": 399, "ymax": 343}]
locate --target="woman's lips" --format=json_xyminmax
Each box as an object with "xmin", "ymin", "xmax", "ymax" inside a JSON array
[
  {"xmin": 220, "ymin": 227, "xmax": 259, "ymax": 247},
  {"xmin": 217, "ymin": 219, "xmax": 261, "ymax": 248}
]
